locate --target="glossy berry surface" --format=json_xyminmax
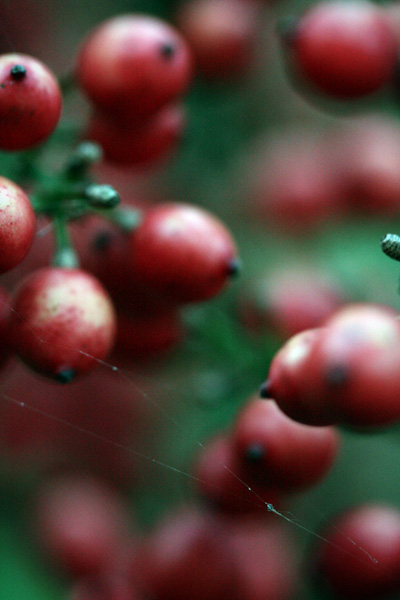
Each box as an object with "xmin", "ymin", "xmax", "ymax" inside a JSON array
[
  {"xmin": 301, "ymin": 304, "xmax": 400, "ymax": 427},
  {"xmin": 233, "ymin": 398, "xmax": 340, "ymax": 490},
  {"xmin": 76, "ymin": 15, "xmax": 193, "ymax": 118},
  {"xmin": 288, "ymin": 1, "xmax": 397, "ymax": 98},
  {"xmin": 0, "ymin": 53, "xmax": 62, "ymax": 150},
  {"xmin": 9, "ymin": 267, "xmax": 116, "ymax": 381},
  {"xmin": 313, "ymin": 504, "xmax": 400, "ymax": 598},
  {"xmin": 125, "ymin": 203, "xmax": 239, "ymax": 304},
  {"xmin": 0, "ymin": 176, "xmax": 36, "ymax": 273},
  {"xmin": 264, "ymin": 327, "xmax": 335, "ymax": 426}
]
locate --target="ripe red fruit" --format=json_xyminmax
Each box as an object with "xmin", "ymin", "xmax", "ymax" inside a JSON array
[
  {"xmin": 35, "ymin": 475, "xmax": 129, "ymax": 577},
  {"xmin": 312, "ymin": 504, "xmax": 400, "ymax": 598},
  {"xmin": 0, "ymin": 176, "xmax": 36, "ymax": 273},
  {"xmin": 86, "ymin": 104, "xmax": 186, "ymax": 168},
  {"xmin": 263, "ymin": 327, "xmax": 335, "ymax": 426},
  {"xmin": 8, "ymin": 267, "xmax": 116, "ymax": 381},
  {"xmin": 233, "ymin": 398, "xmax": 339, "ymax": 491},
  {"xmin": 176, "ymin": 0, "xmax": 259, "ymax": 80},
  {"xmin": 239, "ymin": 267, "xmax": 344, "ymax": 339},
  {"xmin": 194, "ymin": 434, "xmax": 281, "ymax": 514},
  {"xmin": 76, "ymin": 15, "xmax": 193, "ymax": 119},
  {"xmin": 137, "ymin": 507, "xmax": 238, "ymax": 600},
  {"xmin": 301, "ymin": 304, "xmax": 400, "ymax": 427},
  {"xmin": 285, "ymin": 1, "xmax": 397, "ymax": 99},
  {"xmin": 124, "ymin": 203, "xmax": 239, "ymax": 304},
  {"xmin": 114, "ymin": 309, "xmax": 183, "ymax": 360},
  {"xmin": 0, "ymin": 53, "xmax": 62, "ymax": 150}
]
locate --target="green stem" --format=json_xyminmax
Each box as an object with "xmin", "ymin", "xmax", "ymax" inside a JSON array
[
  {"xmin": 52, "ymin": 217, "xmax": 79, "ymax": 268},
  {"xmin": 93, "ymin": 206, "xmax": 143, "ymax": 232}
]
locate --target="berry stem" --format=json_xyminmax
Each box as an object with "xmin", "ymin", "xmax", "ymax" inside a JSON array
[
  {"xmin": 93, "ymin": 206, "xmax": 143, "ymax": 232},
  {"xmin": 52, "ymin": 216, "xmax": 79, "ymax": 268}
]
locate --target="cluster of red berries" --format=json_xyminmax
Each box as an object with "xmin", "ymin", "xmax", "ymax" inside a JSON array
[
  {"xmin": 0, "ymin": 13, "xmax": 240, "ymax": 382},
  {"xmin": 3, "ymin": 2, "xmax": 400, "ymax": 600}
]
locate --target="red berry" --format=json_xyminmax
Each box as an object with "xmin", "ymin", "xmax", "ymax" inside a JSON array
[
  {"xmin": 302, "ymin": 304, "xmax": 400, "ymax": 427},
  {"xmin": 233, "ymin": 398, "xmax": 339, "ymax": 491},
  {"xmin": 76, "ymin": 15, "xmax": 193, "ymax": 118},
  {"xmin": 86, "ymin": 104, "xmax": 186, "ymax": 168},
  {"xmin": 176, "ymin": 0, "xmax": 259, "ymax": 80},
  {"xmin": 35, "ymin": 475, "xmax": 129, "ymax": 577},
  {"xmin": 124, "ymin": 203, "xmax": 239, "ymax": 304},
  {"xmin": 8, "ymin": 267, "xmax": 116, "ymax": 381},
  {"xmin": 137, "ymin": 507, "xmax": 238, "ymax": 600},
  {"xmin": 194, "ymin": 434, "xmax": 281, "ymax": 514},
  {"xmin": 313, "ymin": 504, "xmax": 400, "ymax": 598},
  {"xmin": 240, "ymin": 267, "xmax": 344, "ymax": 339},
  {"xmin": 0, "ymin": 176, "xmax": 36, "ymax": 273},
  {"xmin": 286, "ymin": 1, "xmax": 397, "ymax": 99},
  {"xmin": 0, "ymin": 53, "xmax": 62, "ymax": 149},
  {"xmin": 114, "ymin": 309, "xmax": 183, "ymax": 360},
  {"xmin": 264, "ymin": 327, "xmax": 335, "ymax": 426}
]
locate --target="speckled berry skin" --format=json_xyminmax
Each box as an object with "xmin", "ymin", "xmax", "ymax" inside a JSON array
[
  {"xmin": 9, "ymin": 268, "xmax": 116, "ymax": 381},
  {"xmin": 290, "ymin": 1, "xmax": 397, "ymax": 99},
  {"xmin": 127, "ymin": 203, "xmax": 239, "ymax": 304},
  {"xmin": 76, "ymin": 15, "xmax": 193, "ymax": 118},
  {"xmin": 0, "ymin": 176, "xmax": 36, "ymax": 273},
  {"xmin": 0, "ymin": 53, "xmax": 62, "ymax": 150}
]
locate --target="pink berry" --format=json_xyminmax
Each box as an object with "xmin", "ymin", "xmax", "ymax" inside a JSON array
[
  {"xmin": 0, "ymin": 53, "xmax": 62, "ymax": 149},
  {"xmin": 9, "ymin": 267, "xmax": 116, "ymax": 381},
  {"xmin": 0, "ymin": 176, "xmax": 36, "ymax": 273}
]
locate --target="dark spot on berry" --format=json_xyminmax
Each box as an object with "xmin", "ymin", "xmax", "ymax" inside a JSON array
[
  {"xmin": 245, "ymin": 443, "xmax": 265, "ymax": 463},
  {"xmin": 0, "ymin": 84, "xmax": 5, "ymax": 89},
  {"xmin": 259, "ymin": 380, "xmax": 271, "ymax": 398},
  {"xmin": 10, "ymin": 65, "xmax": 27, "ymax": 81},
  {"xmin": 276, "ymin": 15, "xmax": 299, "ymax": 46},
  {"xmin": 93, "ymin": 230, "xmax": 113, "ymax": 251},
  {"xmin": 227, "ymin": 257, "xmax": 241, "ymax": 277},
  {"xmin": 56, "ymin": 368, "xmax": 75, "ymax": 384},
  {"xmin": 325, "ymin": 363, "xmax": 349, "ymax": 386},
  {"xmin": 160, "ymin": 42, "xmax": 176, "ymax": 59}
]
